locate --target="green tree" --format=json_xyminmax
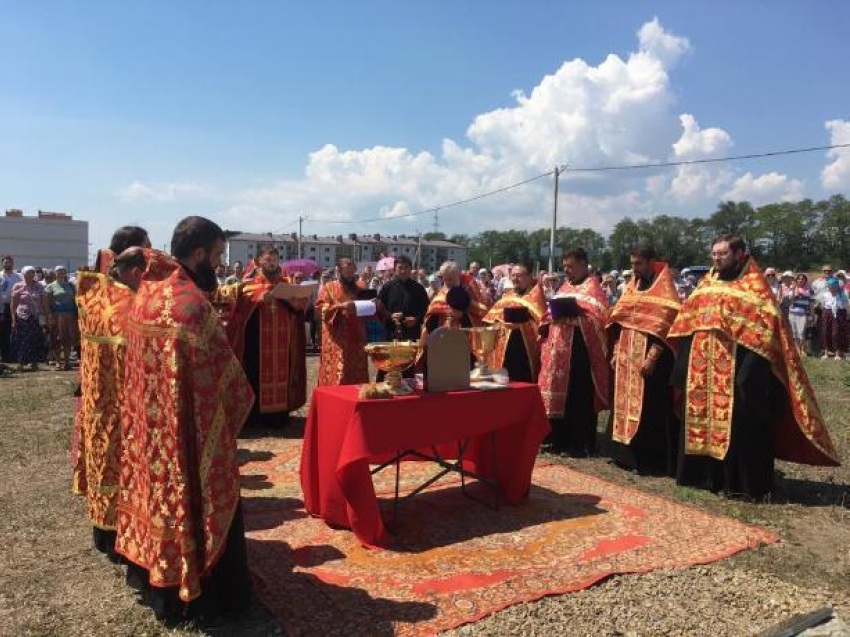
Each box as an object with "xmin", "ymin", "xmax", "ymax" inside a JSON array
[
  {"xmin": 607, "ymin": 218, "xmax": 640, "ymax": 269},
  {"xmin": 818, "ymin": 194, "xmax": 850, "ymax": 265}
]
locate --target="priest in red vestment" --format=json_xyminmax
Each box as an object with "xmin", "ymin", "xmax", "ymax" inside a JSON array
[
  {"xmin": 422, "ymin": 260, "xmax": 489, "ymax": 333},
  {"xmin": 668, "ymin": 234, "xmax": 839, "ymax": 500},
  {"xmin": 72, "ymin": 247, "xmax": 146, "ymax": 561},
  {"xmin": 483, "ymin": 263, "xmax": 547, "ymax": 382},
  {"xmin": 115, "ymin": 217, "xmax": 254, "ymax": 622},
  {"xmin": 607, "ymin": 245, "xmax": 681, "ymax": 475},
  {"xmin": 538, "ymin": 247, "xmax": 610, "ymax": 456},
  {"xmin": 315, "ymin": 257, "xmax": 372, "ymax": 386},
  {"xmin": 216, "ymin": 244, "xmax": 307, "ymax": 426}
]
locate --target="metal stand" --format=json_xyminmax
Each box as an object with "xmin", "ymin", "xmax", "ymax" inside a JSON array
[{"xmin": 370, "ymin": 430, "xmax": 501, "ymax": 532}]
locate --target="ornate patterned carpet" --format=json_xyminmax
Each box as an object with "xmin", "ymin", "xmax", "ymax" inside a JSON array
[{"xmin": 238, "ymin": 437, "xmax": 775, "ymax": 636}]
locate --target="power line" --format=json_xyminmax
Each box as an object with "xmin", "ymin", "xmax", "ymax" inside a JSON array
[
  {"xmin": 564, "ymin": 142, "xmax": 850, "ymax": 172},
  {"xmin": 309, "ymin": 171, "xmax": 554, "ymax": 224},
  {"xmin": 301, "ymin": 142, "xmax": 850, "ymax": 226}
]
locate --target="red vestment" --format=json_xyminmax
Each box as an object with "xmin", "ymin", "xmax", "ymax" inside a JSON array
[
  {"xmin": 668, "ymin": 258, "xmax": 839, "ymax": 466},
  {"xmin": 607, "ymin": 265, "xmax": 681, "ymax": 444},
  {"xmin": 315, "ymin": 280, "xmax": 368, "ymax": 386},
  {"xmin": 538, "ymin": 276, "xmax": 610, "ymax": 418},
  {"xmin": 218, "ymin": 270, "xmax": 306, "ymax": 413},
  {"xmin": 483, "ymin": 282, "xmax": 547, "ymax": 377},
  {"xmin": 72, "ymin": 270, "xmax": 134, "ymax": 530},
  {"xmin": 422, "ymin": 276, "xmax": 489, "ymax": 331},
  {"xmin": 115, "ymin": 251, "xmax": 254, "ymax": 601}
]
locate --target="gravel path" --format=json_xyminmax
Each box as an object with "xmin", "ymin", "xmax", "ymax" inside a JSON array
[{"xmin": 447, "ymin": 565, "xmax": 846, "ymax": 637}]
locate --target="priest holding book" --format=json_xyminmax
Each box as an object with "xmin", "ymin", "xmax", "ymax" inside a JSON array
[
  {"xmin": 483, "ymin": 263, "xmax": 547, "ymax": 382},
  {"xmin": 538, "ymin": 247, "xmax": 610, "ymax": 456},
  {"xmin": 217, "ymin": 244, "xmax": 308, "ymax": 427}
]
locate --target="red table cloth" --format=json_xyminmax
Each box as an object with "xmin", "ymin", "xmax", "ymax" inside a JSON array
[{"xmin": 300, "ymin": 382, "xmax": 550, "ymax": 547}]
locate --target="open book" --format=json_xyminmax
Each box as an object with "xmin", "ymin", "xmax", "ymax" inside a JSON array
[{"xmin": 270, "ymin": 282, "xmax": 319, "ymax": 300}]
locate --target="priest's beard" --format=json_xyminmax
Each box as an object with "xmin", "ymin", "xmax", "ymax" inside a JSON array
[
  {"xmin": 717, "ymin": 257, "xmax": 745, "ymax": 281},
  {"xmin": 193, "ymin": 259, "xmax": 219, "ymax": 293},
  {"xmin": 340, "ymin": 275, "xmax": 359, "ymax": 294},
  {"xmin": 262, "ymin": 266, "xmax": 281, "ymax": 282}
]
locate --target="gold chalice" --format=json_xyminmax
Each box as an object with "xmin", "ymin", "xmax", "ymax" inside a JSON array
[
  {"xmin": 462, "ymin": 326, "xmax": 500, "ymax": 380},
  {"xmin": 364, "ymin": 340, "xmax": 420, "ymax": 395}
]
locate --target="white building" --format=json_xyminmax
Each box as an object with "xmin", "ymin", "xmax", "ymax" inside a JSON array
[
  {"xmin": 224, "ymin": 231, "xmax": 468, "ymax": 272},
  {"xmin": 224, "ymin": 232, "xmax": 299, "ymax": 266},
  {"xmin": 0, "ymin": 209, "xmax": 89, "ymax": 271}
]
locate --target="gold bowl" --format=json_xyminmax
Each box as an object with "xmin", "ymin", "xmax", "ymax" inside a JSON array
[
  {"xmin": 364, "ymin": 340, "xmax": 419, "ymax": 394},
  {"xmin": 462, "ymin": 326, "xmax": 501, "ymax": 380}
]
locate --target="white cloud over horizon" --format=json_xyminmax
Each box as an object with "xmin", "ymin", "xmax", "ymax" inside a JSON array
[
  {"xmin": 822, "ymin": 119, "xmax": 850, "ymax": 190},
  {"xmin": 115, "ymin": 180, "xmax": 219, "ymax": 204},
  {"xmin": 114, "ymin": 18, "xmax": 841, "ymax": 241}
]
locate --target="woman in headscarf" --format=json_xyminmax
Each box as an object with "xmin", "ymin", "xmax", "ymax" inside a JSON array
[
  {"xmin": 10, "ymin": 266, "xmax": 49, "ymax": 371},
  {"xmin": 45, "ymin": 265, "xmax": 78, "ymax": 370},
  {"xmin": 820, "ymin": 277, "xmax": 849, "ymax": 360}
]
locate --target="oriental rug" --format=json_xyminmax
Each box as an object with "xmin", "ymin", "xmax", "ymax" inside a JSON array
[{"xmin": 238, "ymin": 437, "xmax": 775, "ymax": 636}]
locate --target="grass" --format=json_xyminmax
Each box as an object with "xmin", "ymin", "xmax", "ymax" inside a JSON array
[{"xmin": 0, "ymin": 357, "xmax": 847, "ymax": 635}]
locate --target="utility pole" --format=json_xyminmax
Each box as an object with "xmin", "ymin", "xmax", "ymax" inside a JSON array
[
  {"xmin": 548, "ymin": 166, "xmax": 562, "ymax": 272},
  {"xmin": 298, "ymin": 215, "xmax": 304, "ymax": 259},
  {"xmin": 432, "ymin": 208, "xmax": 440, "ymax": 235}
]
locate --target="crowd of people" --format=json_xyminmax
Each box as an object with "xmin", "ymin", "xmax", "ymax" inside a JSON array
[
  {"xmin": 0, "ymin": 216, "xmax": 842, "ymax": 624},
  {"xmin": 0, "ymin": 257, "xmax": 83, "ymax": 374}
]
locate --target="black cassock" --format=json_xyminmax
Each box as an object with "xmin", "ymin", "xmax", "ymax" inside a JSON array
[
  {"xmin": 243, "ymin": 302, "xmax": 299, "ymax": 427},
  {"xmin": 501, "ymin": 329, "xmax": 534, "ymax": 383},
  {"xmin": 545, "ymin": 325, "xmax": 597, "ymax": 457},
  {"xmin": 606, "ymin": 332, "xmax": 678, "ymax": 476},
  {"xmin": 379, "ymin": 277, "xmax": 430, "ymax": 341},
  {"xmin": 670, "ymin": 338, "xmax": 781, "ymax": 499},
  {"xmin": 125, "ymin": 501, "xmax": 251, "ymax": 623},
  {"xmin": 377, "ymin": 277, "xmax": 429, "ymax": 380}
]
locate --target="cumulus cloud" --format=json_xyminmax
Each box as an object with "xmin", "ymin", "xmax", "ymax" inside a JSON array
[
  {"xmin": 637, "ymin": 17, "xmax": 691, "ymax": 68},
  {"xmin": 222, "ymin": 18, "xmax": 697, "ymax": 235},
  {"xmin": 723, "ymin": 172, "xmax": 804, "ymax": 206},
  {"xmin": 665, "ymin": 114, "xmax": 735, "ymax": 203},
  {"xmin": 821, "ymin": 119, "xmax": 850, "ymax": 189},
  {"xmin": 120, "ymin": 17, "xmax": 821, "ymax": 244},
  {"xmin": 115, "ymin": 180, "xmax": 218, "ymax": 203}
]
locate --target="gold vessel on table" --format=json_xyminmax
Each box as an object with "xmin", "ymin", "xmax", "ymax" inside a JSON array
[
  {"xmin": 364, "ymin": 340, "xmax": 420, "ymax": 395},
  {"xmin": 462, "ymin": 326, "xmax": 501, "ymax": 380}
]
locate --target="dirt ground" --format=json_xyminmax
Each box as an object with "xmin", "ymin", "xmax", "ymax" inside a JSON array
[{"xmin": 1, "ymin": 354, "xmax": 847, "ymax": 636}]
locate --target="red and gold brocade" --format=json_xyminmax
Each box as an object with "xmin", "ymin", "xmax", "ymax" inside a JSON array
[
  {"xmin": 70, "ymin": 248, "xmax": 116, "ymax": 485},
  {"xmin": 607, "ymin": 265, "xmax": 681, "ymax": 444},
  {"xmin": 668, "ymin": 258, "xmax": 839, "ymax": 466},
  {"xmin": 538, "ymin": 276, "xmax": 610, "ymax": 418},
  {"xmin": 216, "ymin": 270, "xmax": 306, "ymax": 413},
  {"xmin": 483, "ymin": 282, "xmax": 547, "ymax": 377},
  {"xmin": 72, "ymin": 270, "xmax": 134, "ymax": 530},
  {"xmin": 115, "ymin": 251, "xmax": 254, "ymax": 602},
  {"xmin": 422, "ymin": 276, "xmax": 489, "ymax": 331},
  {"xmin": 315, "ymin": 280, "xmax": 368, "ymax": 386}
]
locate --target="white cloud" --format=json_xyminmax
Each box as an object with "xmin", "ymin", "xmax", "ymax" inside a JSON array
[
  {"xmin": 115, "ymin": 180, "xmax": 219, "ymax": 203},
  {"xmin": 222, "ymin": 18, "xmax": 696, "ymax": 235},
  {"xmin": 637, "ymin": 17, "xmax": 691, "ymax": 68},
  {"xmin": 116, "ymin": 18, "xmax": 823, "ymax": 248},
  {"xmin": 665, "ymin": 114, "xmax": 734, "ymax": 203},
  {"xmin": 821, "ymin": 119, "xmax": 850, "ymax": 190},
  {"xmin": 723, "ymin": 172, "xmax": 804, "ymax": 206}
]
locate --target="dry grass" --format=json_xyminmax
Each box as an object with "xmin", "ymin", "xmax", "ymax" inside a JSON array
[{"xmin": 0, "ymin": 355, "xmax": 847, "ymax": 635}]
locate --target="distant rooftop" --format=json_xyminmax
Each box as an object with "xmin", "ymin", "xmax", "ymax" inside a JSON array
[
  {"xmin": 4, "ymin": 209, "xmax": 76, "ymax": 220},
  {"xmin": 226, "ymin": 231, "xmax": 465, "ymax": 248}
]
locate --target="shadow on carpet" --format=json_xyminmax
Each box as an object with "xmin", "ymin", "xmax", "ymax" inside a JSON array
[{"xmin": 238, "ymin": 438, "xmax": 776, "ymax": 636}]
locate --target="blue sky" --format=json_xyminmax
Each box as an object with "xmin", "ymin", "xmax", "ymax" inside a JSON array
[{"xmin": 1, "ymin": 1, "xmax": 849, "ymax": 256}]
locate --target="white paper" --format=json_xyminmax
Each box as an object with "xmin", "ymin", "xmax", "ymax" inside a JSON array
[{"xmin": 354, "ymin": 300, "xmax": 377, "ymax": 317}]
